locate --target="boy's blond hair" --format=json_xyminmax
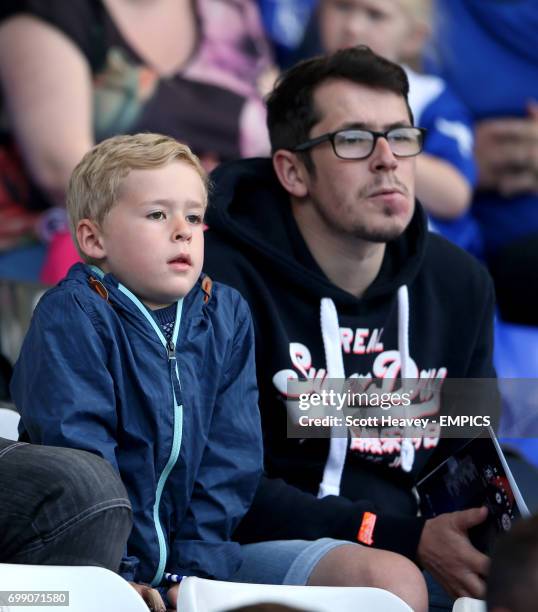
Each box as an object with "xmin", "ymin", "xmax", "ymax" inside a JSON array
[{"xmin": 67, "ymin": 133, "xmax": 208, "ymax": 261}]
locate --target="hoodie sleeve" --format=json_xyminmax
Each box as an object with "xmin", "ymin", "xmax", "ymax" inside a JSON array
[
  {"xmin": 418, "ymin": 269, "xmax": 499, "ymax": 476},
  {"xmin": 235, "ymin": 475, "xmax": 426, "ymax": 561},
  {"xmin": 168, "ymin": 294, "xmax": 263, "ymax": 579}
]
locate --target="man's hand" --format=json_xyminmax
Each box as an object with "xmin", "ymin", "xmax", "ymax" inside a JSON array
[
  {"xmin": 475, "ymin": 102, "xmax": 538, "ymax": 196},
  {"xmin": 417, "ymin": 506, "xmax": 490, "ymax": 599},
  {"xmin": 129, "ymin": 582, "xmax": 166, "ymax": 612}
]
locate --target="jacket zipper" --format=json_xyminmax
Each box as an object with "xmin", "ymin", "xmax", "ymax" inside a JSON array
[
  {"xmin": 150, "ymin": 333, "xmax": 183, "ymax": 586},
  {"xmin": 112, "ymin": 280, "xmax": 184, "ymax": 587}
]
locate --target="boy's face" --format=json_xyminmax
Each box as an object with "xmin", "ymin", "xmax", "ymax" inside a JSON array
[
  {"xmin": 319, "ymin": 0, "xmax": 416, "ymax": 61},
  {"xmin": 93, "ymin": 161, "xmax": 205, "ymax": 309}
]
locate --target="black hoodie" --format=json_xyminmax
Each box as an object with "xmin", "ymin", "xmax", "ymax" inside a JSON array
[{"xmin": 204, "ymin": 158, "xmax": 496, "ymax": 561}]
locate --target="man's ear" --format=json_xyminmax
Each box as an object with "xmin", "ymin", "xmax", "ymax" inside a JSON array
[
  {"xmin": 76, "ymin": 219, "xmax": 106, "ymax": 261},
  {"xmin": 272, "ymin": 149, "xmax": 310, "ymax": 199}
]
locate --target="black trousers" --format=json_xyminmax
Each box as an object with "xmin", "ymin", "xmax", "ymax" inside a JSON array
[{"xmin": 0, "ymin": 439, "xmax": 132, "ymax": 570}]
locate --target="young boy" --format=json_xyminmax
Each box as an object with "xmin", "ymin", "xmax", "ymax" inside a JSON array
[{"xmin": 11, "ymin": 133, "xmax": 263, "ymax": 610}]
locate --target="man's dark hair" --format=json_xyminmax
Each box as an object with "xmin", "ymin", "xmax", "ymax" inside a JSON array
[
  {"xmin": 486, "ymin": 516, "xmax": 538, "ymax": 611},
  {"xmin": 266, "ymin": 46, "xmax": 413, "ymax": 172}
]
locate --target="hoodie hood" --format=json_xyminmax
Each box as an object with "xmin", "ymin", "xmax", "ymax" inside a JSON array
[{"xmin": 207, "ymin": 157, "xmax": 428, "ymax": 306}]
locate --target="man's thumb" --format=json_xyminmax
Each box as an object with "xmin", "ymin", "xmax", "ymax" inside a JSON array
[{"xmin": 457, "ymin": 506, "xmax": 488, "ymax": 530}]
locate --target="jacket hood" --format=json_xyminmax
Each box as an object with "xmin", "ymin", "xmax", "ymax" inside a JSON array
[{"xmin": 207, "ymin": 157, "xmax": 428, "ymax": 306}]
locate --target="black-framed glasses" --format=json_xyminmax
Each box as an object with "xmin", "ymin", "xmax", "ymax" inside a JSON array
[{"xmin": 293, "ymin": 127, "xmax": 427, "ymax": 160}]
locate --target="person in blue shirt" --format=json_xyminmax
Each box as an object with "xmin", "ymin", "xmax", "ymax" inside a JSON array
[
  {"xmin": 424, "ymin": 0, "xmax": 538, "ymax": 325},
  {"xmin": 11, "ymin": 133, "xmax": 263, "ymax": 611}
]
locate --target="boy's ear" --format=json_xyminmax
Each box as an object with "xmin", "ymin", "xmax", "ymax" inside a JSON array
[
  {"xmin": 76, "ymin": 219, "xmax": 106, "ymax": 261},
  {"xmin": 272, "ymin": 149, "xmax": 310, "ymax": 199}
]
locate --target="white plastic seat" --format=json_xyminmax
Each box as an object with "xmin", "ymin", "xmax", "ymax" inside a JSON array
[
  {"xmin": 452, "ymin": 597, "xmax": 487, "ymax": 612},
  {"xmin": 178, "ymin": 576, "xmax": 413, "ymax": 612},
  {"xmin": 0, "ymin": 564, "xmax": 148, "ymax": 611},
  {"xmin": 0, "ymin": 405, "xmax": 20, "ymax": 440}
]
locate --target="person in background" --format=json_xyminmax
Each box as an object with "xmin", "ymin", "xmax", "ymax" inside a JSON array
[
  {"xmin": 256, "ymin": 0, "xmax": 318, "ymax": 68},
  {"xmin": 424, "ymin": 0, "xmax": 538, "ymax": 327},
  {"xmin": 486, "ymin": 516, "xmax": 538, "ymax": 612},
  {"xmin": 0, "ymin": 0, "xmax": 274, "ymax": 284}
]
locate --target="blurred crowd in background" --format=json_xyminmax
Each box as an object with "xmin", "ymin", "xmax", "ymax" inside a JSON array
[{"xmin": 0, "ymin": 0, "xmax": 537, "ymax": 457}]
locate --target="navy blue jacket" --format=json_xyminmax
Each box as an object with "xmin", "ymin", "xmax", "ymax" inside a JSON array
[{"xmin": 11, "ymin": 263, "xmax": 262, "ymax": 585}]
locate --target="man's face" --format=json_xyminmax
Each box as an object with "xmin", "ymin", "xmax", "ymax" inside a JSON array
[
  {"xmin": 96, "ymin": 161, "xmax": 205, "ymax": 309},
  {"xmin": 319, "ymin": 0, "xmax": 414, "ymax": 61},
  {"xmin": 299, "ymin": 79, "xmax": 416, "ymax": 244}
]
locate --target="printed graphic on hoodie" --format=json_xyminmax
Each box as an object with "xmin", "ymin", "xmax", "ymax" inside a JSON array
[{"xmin": 273, "ymin": 325, "xmax": 448, "ymax": 469}]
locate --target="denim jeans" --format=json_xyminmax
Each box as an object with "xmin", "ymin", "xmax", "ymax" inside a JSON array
[
  {"xmin": 0, "ymin": 438, "xmax": 132, "ymax": 571},
  {"xmin": 232, "ymin": 538, "xmax": 351, "ymax": 585},
  {"xmin": 424, "ymin": 571, "xmax": 454, "ymax": 612}
]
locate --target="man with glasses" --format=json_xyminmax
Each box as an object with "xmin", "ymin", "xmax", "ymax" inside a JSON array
[
  {"xmin": 293, "ymin": 126, "xmax": 426, "ymax": 161},
  {"xmin": 205, "ymin": 46, "xmax": 494, "ymax": 607}
]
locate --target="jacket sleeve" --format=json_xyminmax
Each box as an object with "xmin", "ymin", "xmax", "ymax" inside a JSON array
[
  {"xmin": 168, "ymin": 295, "xmax": 263, "ymax": 579},
  {"xmin": 235, "ymin": 475, "xmax": 426, "ymax": 561},
  {"xmin": 12, "ymin": 290, "xmax": 119, "ymax": 466},
  {"xmin": 10, "ymin": 289, "xmax": 142, "ymax": 580}
]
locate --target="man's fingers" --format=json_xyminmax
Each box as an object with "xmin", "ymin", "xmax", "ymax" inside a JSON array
[
  {"xmin": 455, "ymin": 506, "xmax": 489, "ymax": 530},
  {"xmin": 466, "ymin": 546, "xmax": 490, "ymax": 577},
  {"xmin": 459, "ymin": 571, "xmax": 487, "ymax": 600},
  {"xmin": 453, "ymin": 519, "xmax": 490, "ymax": 576},
  {"xmin": 435, "ymin": 572, "xmax": 479, "ymax": 601},
  {"xmin": 439, "ymin": 561, "xmax": 487, "ymax": 600}
]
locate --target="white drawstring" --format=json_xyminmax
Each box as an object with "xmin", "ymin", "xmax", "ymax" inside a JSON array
[
  {"xmin": 397, "ymin": 285, "xmax": 415, "ymax": 472},
  {"xmin": 317, "ymin": 298, "xmax": 349, "ymax": 498},
  {"xmin": 317, "ymin": 286, "xmax": 415, "ymax": 498}
]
